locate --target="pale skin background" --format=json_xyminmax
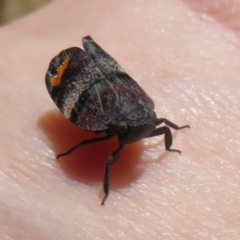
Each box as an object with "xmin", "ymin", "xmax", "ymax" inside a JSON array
[{"xmin": 0, "ymin": 0, "xmax": 240, "ymax": 239}]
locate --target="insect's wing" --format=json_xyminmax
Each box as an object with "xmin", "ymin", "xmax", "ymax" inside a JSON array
[
  {"xmin": 83, "ymin": 36, "xmax": 125, "ymax": 76},
  {"xmin": 83, "ymin": 36, "xmax": 154, "ymax": 110},
  {"xmin": 45, "ymin": 47, "xmax": 117, "ymax": 131}
]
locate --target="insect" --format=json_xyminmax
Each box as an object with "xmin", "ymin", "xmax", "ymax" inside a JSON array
[{"xmin": 45, "ymin": 36, "xmax": 190, "ymax": 205}]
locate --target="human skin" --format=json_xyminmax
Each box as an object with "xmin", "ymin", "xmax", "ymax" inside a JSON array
[{"xmin": 0, "ymin": 0, "xmax": 240, "ymax": 239}]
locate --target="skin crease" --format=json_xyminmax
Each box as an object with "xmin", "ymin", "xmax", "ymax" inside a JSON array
[{"xmin": 0, "ymin": 0, "xmax": 240, "ymax": 239}]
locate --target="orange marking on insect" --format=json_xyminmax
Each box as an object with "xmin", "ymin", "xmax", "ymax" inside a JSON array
[
  {"xmin": 114, "ymin": 85, "xmax": 125, "ymax": 95},
  {"xmin": 51, "ymin": 57, "xmax": 70, "ymax": 87}
]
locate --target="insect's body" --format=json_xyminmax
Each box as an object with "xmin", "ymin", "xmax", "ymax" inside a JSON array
[{"xmin": 45, "ymin": 36, "xmax": 189, "ymax": 205}]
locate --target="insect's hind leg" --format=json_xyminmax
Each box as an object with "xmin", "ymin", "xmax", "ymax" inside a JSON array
[
  {"xmin": 155, "ymin": 118, "xmax": 190, "ymax": 130},
  {"xmin": 101, "ymin": 144, "xmax": 124, "ymax": 205},
  {"xmin": 57, "ymin": 135, "xmax": 114, "ymax": 159},
  {"xmin": 146, "ymin": 126, "xmax": 182, "ymax": 154}
]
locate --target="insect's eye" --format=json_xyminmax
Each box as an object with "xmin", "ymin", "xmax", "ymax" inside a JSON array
[{"xmin": 117, "ymin": 121, "xmax": 128, "ymax": 134}]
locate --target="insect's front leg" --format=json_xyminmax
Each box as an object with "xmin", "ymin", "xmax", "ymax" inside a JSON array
[
  {"xmin": 146, "ymin": 126, "xmax": 182, "ymax": 154},
  {"xmin": 57, "ymin": 135, "xmax": 114, "ymax": 159},
  {"xmin": 101, "ymin": 144, "xmax": 124, "ymax": 205},
  {"xmin": 155, "ymin": 118, "xmax": 190, "ymax": 130}
]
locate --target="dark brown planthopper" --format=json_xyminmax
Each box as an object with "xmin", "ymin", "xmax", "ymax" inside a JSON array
[{"xmin": 45, "ymin": 36, "xmax": 190, "ymax": 205}]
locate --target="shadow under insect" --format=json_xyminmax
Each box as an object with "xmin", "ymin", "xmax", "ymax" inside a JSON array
[{"xmin": 39, "ymin": 110, "xmax": 145, "ymax": 193}]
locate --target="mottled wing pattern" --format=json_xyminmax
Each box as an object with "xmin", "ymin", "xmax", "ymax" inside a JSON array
[
  {"xmin": 83, "ymin": 36, "xmax": 125, "ymax": 76},
  {"xmin": 46, "ymin": 36, "xmax": 155, "ymax": 131},
  {"xmin": 83, "ymin": 36, "xmax": 154, "ymax": 110},
  {"xmin": 45, "ymin": 47, "xmax": 118, "ymax": 131}
]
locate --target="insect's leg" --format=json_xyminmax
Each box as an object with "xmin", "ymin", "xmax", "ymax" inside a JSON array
[
  {"xmin": 57, "ymin": 135, "xmax": 114, "ymax": 159},
  {"xmin": 147, "ymin": 126, "xmax": 181, "ymax": 154},
  {"xmin": 101, "ymin": 144, "xmax": 124, "ymax": 205},
  {"xmin": 155, "ymin": 118, "xmax": 190, "ymax": 130}
]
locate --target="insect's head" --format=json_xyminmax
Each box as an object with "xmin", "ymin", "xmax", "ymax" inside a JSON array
[
  {"xmin": 106, "ymin": 110, "xmax": 156, "ymax": 144},
  {"xmin": 117, "ymin": 120, "xmax": 155, "ymax": 144}
]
